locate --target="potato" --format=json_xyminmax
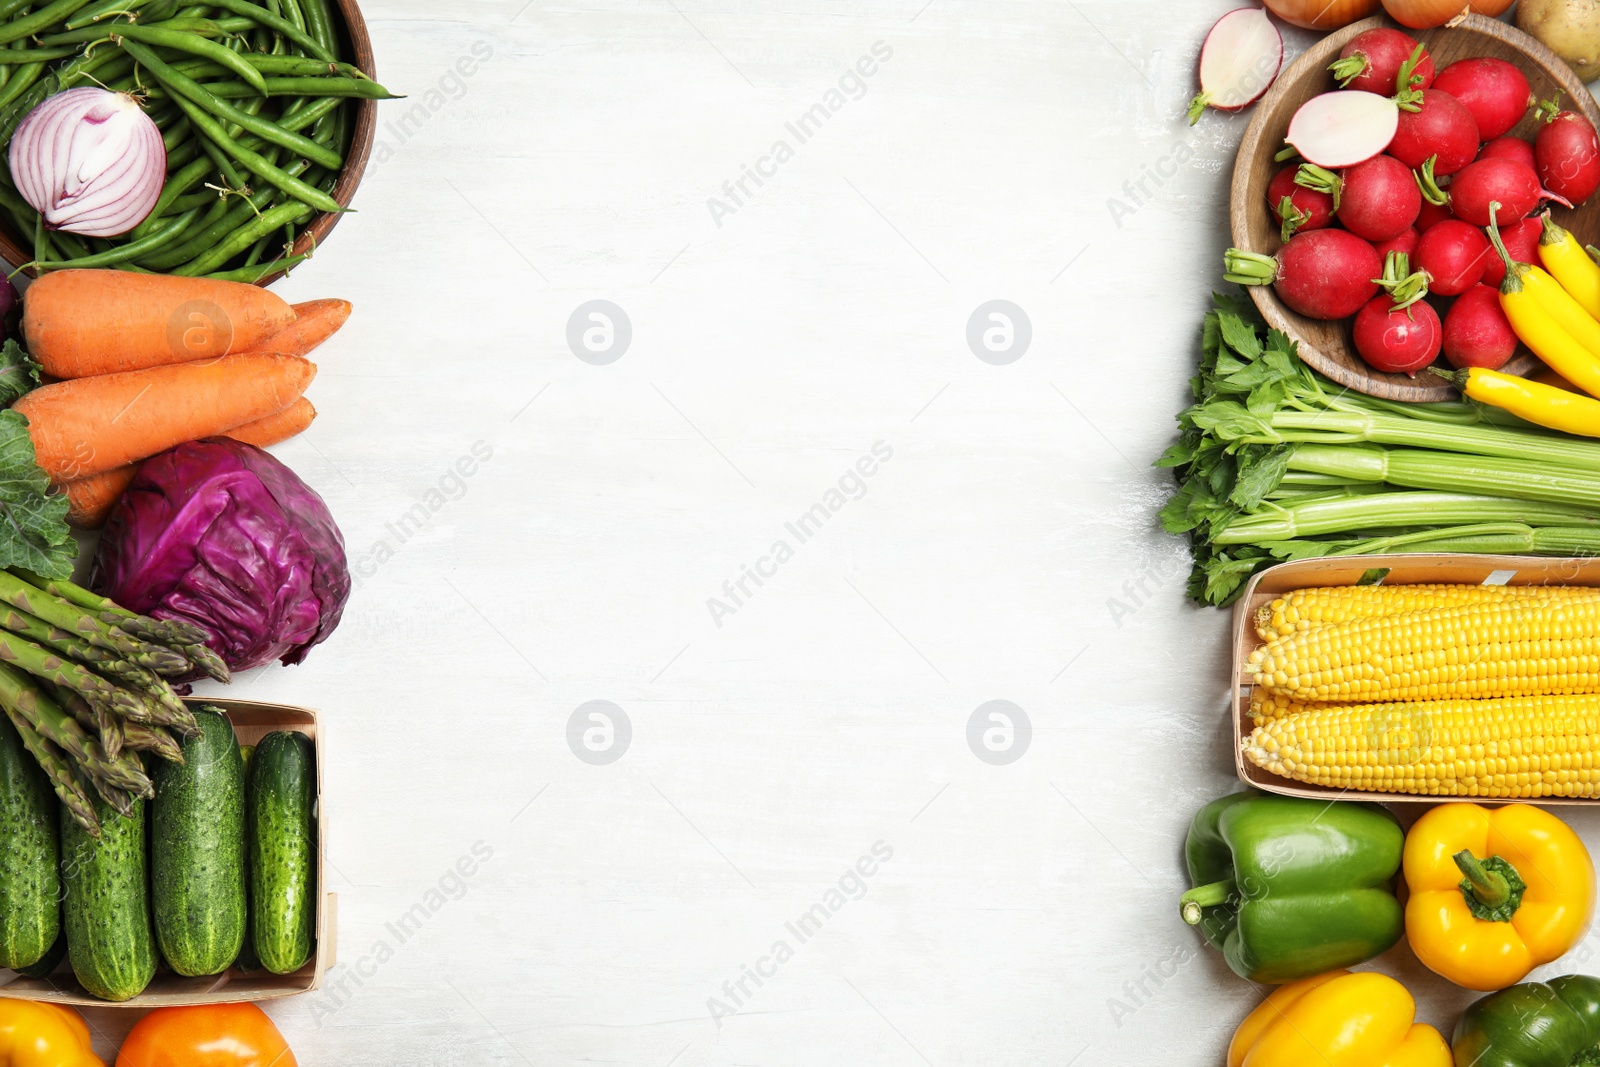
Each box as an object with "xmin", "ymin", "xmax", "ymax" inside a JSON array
[{"xmin": 1518, "ymin": 0, "xmax": 1600, "ymax": 83}]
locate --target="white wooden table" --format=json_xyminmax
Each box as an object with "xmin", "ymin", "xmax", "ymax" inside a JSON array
[{"xmin": 65, "ymin": 2, "xmax": 1600, "ymax": 1062}]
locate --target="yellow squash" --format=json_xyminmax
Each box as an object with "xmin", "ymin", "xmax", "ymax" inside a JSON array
[
  {"xmin": 1227, "ymin": 970, "xmax": 1450, "ymax": 1067},
  {"xmin": 1404, "ymin": 803, "xmax": 1595, "ymax": 990},
  {"xmin": 0, "ymin": 1000, "xmax": 103, "ymax": 1067}
]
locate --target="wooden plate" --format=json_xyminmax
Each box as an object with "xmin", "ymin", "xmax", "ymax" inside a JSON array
[
  {"xmin": 1230, "ymin": 13, "xmax": 1600, "ymax": 402},
  {"xmin": 0, "ymin": 0, "xmax": 377, "ymax": 287}
]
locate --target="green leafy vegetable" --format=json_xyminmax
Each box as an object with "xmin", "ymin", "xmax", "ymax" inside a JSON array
[
  {"xmin": 0, "ymin": 340, "xmax": 41, "ymax": 407},
  {"xmin": 1163, "ymin": 295, "xmax": 1600, "ymax": 605},
  {"xmin": 0, "ymin": 410, "xmax": 73, "ymax": 580}
]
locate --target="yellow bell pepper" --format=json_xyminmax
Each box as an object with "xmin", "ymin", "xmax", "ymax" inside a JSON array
[
  {"xmin": 1404, "ymin": 803, "xmax": 1595, "ymax": 991},
  {"xmin": 1227, "ymin": 970, "xmax": 1450, "ymax": 1067},
  {"xmin": 0, "ymin": 1000, "xmax": 103, "ymax": 1067}
]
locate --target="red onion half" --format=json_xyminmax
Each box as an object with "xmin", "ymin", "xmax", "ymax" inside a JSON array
[{"xmin": 8, "ymin": 87, "xmax": 165, "ymax": 239}]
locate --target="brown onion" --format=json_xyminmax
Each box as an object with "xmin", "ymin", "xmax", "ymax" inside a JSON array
[
  {"xmin": 1380, "ymin": 0, "xmax": 1474, "ymax": 28},
  {"xmin": 1264, "ymin": 0, "xmax": 1381, "ymax": 30},
  {"xmin": 8, "ymin": 87, "xmax": 165, "ymax": 239}
]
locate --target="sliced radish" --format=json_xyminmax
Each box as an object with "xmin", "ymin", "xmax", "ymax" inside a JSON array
[
  {"xmin": 1189, "ymin": 8, "xmax": 1284, "ymax": 124},
  {"xmin": 1285, "ymin": 91, "xmax": 1400, "ymax": 168}
]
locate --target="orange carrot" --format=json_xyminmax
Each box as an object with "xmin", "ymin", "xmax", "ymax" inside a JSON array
[
  {"xmin": 223, "ymin": 397, "xmax": 317, "ymax": 448},
  {"xmin": 242, "ymin": 300, "xmax": 351, "ymax": 359},
  {"xmin": 64, "ymin": 467, "xmax": 135, "ymax": 529},
  {"xmin": 23, "ymin": 270, "xmax": 296, "ymax": 379},
  {"xmin": 62, "ymin": 398, "xmax": 318, "ymax": 528},
  {"xmin": 16, "ymin": 353, "xmax": 316, "ymax": 482}
]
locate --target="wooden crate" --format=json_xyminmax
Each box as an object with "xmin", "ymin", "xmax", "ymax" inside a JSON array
[
  {"xmin": 1231, "ymin": 554, "xmax": 1600, "ymax": 805},
  {"xmin": 0, "ymin": 698, "xmax": 335, "ymax": 1007}
]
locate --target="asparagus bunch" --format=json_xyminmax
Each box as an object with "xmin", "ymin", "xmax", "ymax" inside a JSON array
[{"xmin": 0, "ymin": 568, "xmax": 229, "ymax": 836}]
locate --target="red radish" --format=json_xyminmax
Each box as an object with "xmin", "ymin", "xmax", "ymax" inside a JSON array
[
  {"xmin": 1431, "ymin": 58, "xmax": 1532, "ymax": 141},
  {"xmin": 1266, "ymin": 164, "xmax": 1334, "ymax": 241},
  {"xmin": 1536, "ymin": 109, "xmax": 1600, "ymax": 206},
  {"xmin": 1479, "ymin": 135, "xmax": 1537, "ymax": 171},
  {"xmin": 1416, "ymin": 199, "xmax": 1453, "ymax": 231},
  {"xmin": 1443, "ymin": 283, "xmax": 1518, "ymax": 369},
  {"xmin": 1329, "ymin": 30, "xmax": 1433, "ymax": 95},
  {"xmin": 1224, "ymin": 229, "xmax": 1383, "ymax": 320},
  {"xmin": 1354, "ymin": 294, "xmax": 1443, "ymax": 375},
  {"xmin": 1415, "ymin": 219, "xmax": 1492, "ymax": 296},
  {"xmin": 1296, "ymin": 156, "xmax": 1419, "ymax": 241},
  {"xmin": 1480, "ymin": 216, "xmax": 1543, "ymax": 287},
  {"xmin": 1188, "ymin": 8, "xmax": 1284, "ymax": 125},
  {"xmin": 1389, "ymin": 90, "xmax": 1479, "ymax": 175},
  {"xmin": 1286, "ymin": 91, "xmax": 1401, "ymax": 168},
  {"xmin": 1374, "ymin": 227, "xmax": 1419, "ymax": 261},
  {"xmin": 1446, "ymin": 157, "xmax": 1542, "ymax": 227}
]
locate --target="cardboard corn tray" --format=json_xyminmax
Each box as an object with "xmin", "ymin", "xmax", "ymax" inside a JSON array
[
  {"xmin": 0, "ymin": 698, "xmax": 334, "ymax": 1007},
  {"xmin": 1230, "ymin": 554, "xmax": 1600, "ymax": 806}
]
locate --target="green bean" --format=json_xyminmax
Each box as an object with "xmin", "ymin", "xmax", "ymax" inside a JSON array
[
  {"xmin": 166, "ymin": 90, "xmax": 338, "ymax": 211},
  {"xmin": 0, "ymin": 0, "xmax": 97, "ymax": 45},
  {"xmin": 175, "ymin": 197, "xmax": 307, "ymax": 275},
  {"xmin": 166, "ymin": 188, "xmax": 215, "ymax": 212},
  {"xmin": 130, "ymin": 151, "xmax": 210, "ymax": 237},
  {"xmin": 65, "ymin": 0, "xmax": 158, "ymax": 28},
  {"xmin": 277, "ymin": 0, "xmax": 303, "ymax": 33},
  {"xmin": 241, "ymin": 231, "xmax": 267, "ymax": 265},
  {"xmin": 240, "ymin": 53, "xmax": 364, "ymax": 77},
  {"xmin": 299, "ymin": 0, "xmax": 332, "ymax": 56},
  {"xmin": 112, "ymin": 23, "xmax": 267, "ymax": 93},
  {"xmin": 29, "ymin": 206, "xmax": 200, "ymax": 268},
  {"xmin": 200, "ymin": 0, "xmax": 327, "ymax": 59},
  {"xmin": 276, "ymin": 91, "xmax": 335, "ymax": 132},
  {"xmin": 134, "ymin": 190, "xmax": 243, "ymax": 269},
  {"xmin": 0, "ymin": 0, "xmax": 34, "ymax": 20},
  {"xmin": 52, "ymin": 230, "xmax": 90, "ymax": 258},
  {"xmin": 143, "ymin": 52, "xmax": 339, "ymax": 167},
  {"xmin": 200, "ymin": 76, "xmax": 397, "ymax": 98},
  {"xmin": 208, "ymin": 250, "xmax": 308, "ymax": 282},
  {"xmin": 0, "ymin": 45, "xmax": 85, "ymax": 64},
  {"xmin": 30, "ymin": 213, "xmax": 46, "ymax": 269},
  {"xmin": 0, "ymin": 63, "xmax": 45, "ymax": 113}
]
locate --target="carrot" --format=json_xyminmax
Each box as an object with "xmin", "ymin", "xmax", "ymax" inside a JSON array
[
  {"xmin": 63, "ymin": 467, "xmax": 135, "ymax": 529},
  {"xmin": 242, "ymin": 300, "xmax": 352, "ymax": 359},
  {"xmin": 61, "ymin": 398, "xmax": 318, "ymax": 528},
  {"xmin": 223, "ymin": 397, "xmax": 317, "ymax": 448},
  {"xmin": 15, "ymin": 353, "xmax": 316, "ymax": 482},
  {"xmin": 22, "ymin": 270, "xmax": 296, "ymax": 379}
]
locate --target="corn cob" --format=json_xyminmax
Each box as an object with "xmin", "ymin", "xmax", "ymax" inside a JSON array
[
  {"xmin": 1246, "ymin": 597, "xmax": 1600, "ymax": 703},
  {"xmin": 1255, "ymin": 583, "xmax": 1600, "ymax": 642},
  {"xmin": 1242, "ymin": 695, "xmax": 1600, "ymax": 797},
  {"xmin": 1248, "ymin": 690, "xmax": 1311, "ymax": 723}
]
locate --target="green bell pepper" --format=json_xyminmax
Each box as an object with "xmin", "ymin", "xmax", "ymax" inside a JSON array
[
  {"xmin": 1453, "ymin": 976, "xmax": 1600, "ymax": 1067},
  {"xmin": 1179, "ymin": 790, "xmax": 1404, "ymax": 983}
]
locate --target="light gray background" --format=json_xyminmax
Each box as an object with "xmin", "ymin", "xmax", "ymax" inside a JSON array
[{"xmin": 57, "ymin": 1, "xmax": 1600, "ymax": 1063}]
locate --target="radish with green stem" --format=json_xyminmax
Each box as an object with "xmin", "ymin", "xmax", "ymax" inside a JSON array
[
  {"xmin": 1285, "ymin": 91, "xmax": 1400, "ymax": 168},
  {"xmin": 1353, "ymin": 252, "xmax": 1442, "ymax": 375},
  {"xmin": 1297, "ymin": 156, "xmax": 1419, "ymax": 241},
  {"xmin": 1330, "ymin": 31, "xmax": 1433, "ymax": 95},
  {"xmin": 1444, "ymin": 283, "xmax": 1518, "ymax": 370},
  {"xmin": 1482, "ymin": 216, "xmax": 1544, "ymax": 287},
  {"xmin": 1389, "ymin": 89, "xmax": 1479, "ymax": 174},
  {"xmin": 1187, "ymin": 8, "xmax": 1283, "ymax": 125},
  {"xmin": 1224, "ymin": 229, "xmax": 1382, "ymax": 320},
  {"xmin": 1266, "ymin": 164, "xmax": 1334, "ymax": 241},
  {"xmin": 1432, "ymin": 58, "xmax": 1533, "ymax": 141}
]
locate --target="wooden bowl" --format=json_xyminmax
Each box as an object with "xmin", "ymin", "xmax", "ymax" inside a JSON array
[
  {"xmin": 1231, "ymin": 13, "xmax": 1600, "ymax": 402},
  {"xmin": 0, "ymin": 0, "xmax": 377, "ymax": 287}
]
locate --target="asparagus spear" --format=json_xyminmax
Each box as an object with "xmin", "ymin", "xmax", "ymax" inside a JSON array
[
  {"xmin": 47, "ymin": 682, "xmax": 126, "ymax": 761},
  {"xmin": 0, "ymin": 571, "xmax": 198, "ymax": 674},
  {"xmin": 120, "ymin": 722, "xmax": 184, "ymax": 764},
  {"xmin": 84, "ymin": 772, "xmax": 135, "ymax": 817},
  {"xmin": 0, "ymin": 662, "xmax": 151, "ymax": 796},
  {"xmin": 0, "ymin": 630, "xmax": 145, "ymax": 720},
  {"xmin": 2, "ymin": 706, "xmax": 97, "ymax": 836},
  {"xmin": 0, "ymin": 608, "xmax": 191, "ymax": 678},
  {"xmin": 12, "ymin": 569, "xmax": 211, "ymax": 646}
]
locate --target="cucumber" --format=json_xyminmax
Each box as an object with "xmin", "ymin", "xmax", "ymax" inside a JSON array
[
  {"xmin": 0, "ymin": 715, "xmax": 59, "ymax": 970},
  {"xmin": 60, "ymin": 794, "xmax": 155, "ymax": 1002},
  {"xmin": 17, "ymin": 928, "xmax": 65, "ymax": 978},
  {"xmin": 248, "ymin": 731, "xmax": 315, "ymax": 974},
  {"xmin": 232, "ymin": 741, "xmax": 259, "ymax": 973},
  {"xmin": 151, "ymin": 707, "xmax": 245, "ymax": 977}
]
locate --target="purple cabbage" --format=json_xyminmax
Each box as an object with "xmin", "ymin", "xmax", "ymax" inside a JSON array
[{"xmin": 91, "ymin": 437, "xmax": 350, "ymax": 675}]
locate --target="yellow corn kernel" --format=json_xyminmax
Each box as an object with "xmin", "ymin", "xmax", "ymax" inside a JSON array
[
  {"xmin": 1255, "ymin": 583, "xmax": 1600, "ymax": 642},
  {"xmin": 1248, "ymin": 690, "xmax": 1313, "ymax": 723},
  {"xmin": 1246, "ymin": 597, "xmax": 1600, "ymax": 703},
  {"xmin": 1241, "ymin": 694, "xmax": 1600, "ymax": 798}
]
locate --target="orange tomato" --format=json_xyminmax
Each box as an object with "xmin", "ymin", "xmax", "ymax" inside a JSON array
[{"xmin": 115, "ymin": 1005, "xmax": 296, "ymax": 1067}]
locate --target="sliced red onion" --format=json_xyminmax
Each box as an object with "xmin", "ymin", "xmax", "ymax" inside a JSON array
[{"xmin": 8, "ymin": 87, "xmax": 165, "ymax": 239}]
